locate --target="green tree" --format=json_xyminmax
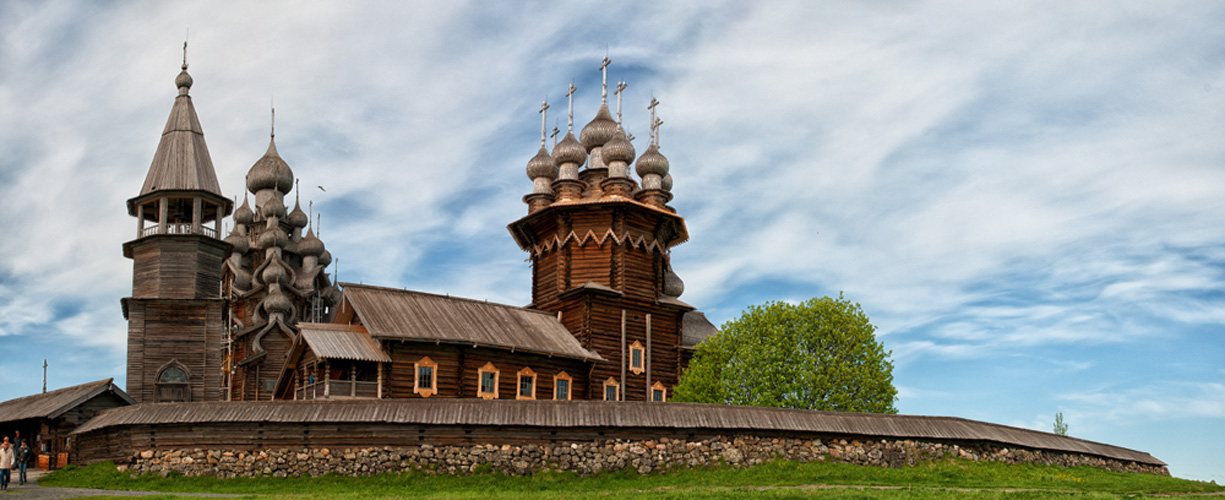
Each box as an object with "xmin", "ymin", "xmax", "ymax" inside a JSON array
[
  {"xmin": 673, "ymin": 294, "xmax": 898, "ymax": 413},
  {"xmin": 1053, "ymin": 412, "xmax": 1069, "ymax": 436}
]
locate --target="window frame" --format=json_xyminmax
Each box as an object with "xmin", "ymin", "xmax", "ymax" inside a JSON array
[
  {"xmin": 477, "ymin": 362, "xmax": 500, "ymax": 399},
  {"xmin": 603, "ymin": 377, "xmax": 620, "ymax": 401},
  {"xmin": 629, "ymin": 341, "xmax": 645, "ymax": 375},
  {"xmin": 516, "ymin": 367, "xmax": 537, "ymax": 400},
  {"xmin": 554, "ymin": 371, "xmax": 572, "ymax": 401},
  {"xmin": 651, "ymin": 381, "xmax": 668, "ymax": 402},
  {"xmin": 413, "ymin": 356, "xmax": 438, "ymax": 398},
  {"xmin": 154, "ymin": 361, "xmax": 191, "ymax": 403}
]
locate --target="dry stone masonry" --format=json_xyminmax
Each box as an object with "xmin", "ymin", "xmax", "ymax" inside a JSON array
[{"xmin": 120, "ymin": 435, "xmax": 1167, "ymax": 478}]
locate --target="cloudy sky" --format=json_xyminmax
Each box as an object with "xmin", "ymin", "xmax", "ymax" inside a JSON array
[{"xmin": 1, "ymin": 0, "xmax": 1222, "ymax": 481}]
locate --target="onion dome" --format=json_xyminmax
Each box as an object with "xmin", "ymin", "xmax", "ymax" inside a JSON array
[
  {"xmin": 580, "ymin": 103, "xmax": 618, "ymax": 152},
  {"xmin": 317, "ymin": 248, "xmax": 333, "ymax": 268},
  {"xmin": 262, "ymin": 259, "xmax": 288, "ymax": 285},
  {"xmin": 260, "ymin": 195, "xmax": 286, "ymax": 219},
  {"xmin": 264, "ymin": 284, "xmax": 293, "ymax": 316},
  {"xmin": 526, "ymin": 145, "xmax": 558, "ymax": 180},
  {"xmin": 287, "ymin": 199, "xmax": 309, "ymax": 228},
  {"xmin": 246, "ymin": 138, "xmax": 295, "ymax": 194},
  {"xmin": 297, "ymin": 228, "xmax": 325, "ymax": 257},
  {"xmin": 602, "ymin": 127, "xmax": 636, "ymax": 164},
  {"xmin": 663, "ymin": 266, "xmax": 685, "ymax": 298},
  {"xmin": 256, "ymin": 225, "xmax": 288, "ymax": 249},
  {"xmin": 234, "ymin": 196, "xmax": 254, "ymax": 225},
  {"xmin": 175, "ymin": 64, "xmax": 193, "ymax": 93},
  {"xmin": 552, "ymin": 131, "xmax": 587, "ymax": 166},
  {"xmin": 636, "ymin": 143, "xmax": 670, "ymax": 178},
  {"xmin": 224, "ymin": 230, "xmax": 249, "ymax": 254},
  {"xmin": 232, "ymin": 269, "xmax": 252, "ymax": 291},
  {"xmin": 661, "ymin": 173, "xmax": 673, "ymax": 192}
]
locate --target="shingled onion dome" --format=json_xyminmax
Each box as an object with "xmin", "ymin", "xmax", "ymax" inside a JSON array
[
  {"xmin": 663, "ymin": 264, "xmax": 685, "ymax": 298},
  {"xmin": 526, "ymin": 145, "xmax": 558, "ymax": 181},
  {"xmin": 317, "ymin": 248, "xmax": 333, "ymax": 268},
  {"xmin": 260, "ymin": 195, "xmax": 286, "ymax": 219},
  {"xmin": 175, "ymin": 63, "xmax": 193, "ymax": 95},
  {"xmin": 636, "ymin": 143, "xmax": 670, "ymax": 179},
  {"xmin": 246, "ymin": 137, "xmax": 295, "ymax": 195},
  {"xmin": 256, "ymin": 224, "xmax": 288, "ymax": 249},
  {"xmin": 661, "ymin": 173, "xmax": 673, "ymax": 192},
  {"xmin": 234, "ymin": 196, "xmax": 255, "ymax": 225},
  {"xmin": 580, "ymin": 103, "xmax": 618, "ymax": 153},
  {"xmin": 287, "ymin": 198, "xmax": 309, "ymax": 229},
  {"xmin": 602, "ymin": 127, "xmax": 636, "ymax": 165},
  {"xmin": 261, "ymin": 258, "xmax": 289, "ymax": 285},
  {"xmin": 297, "ymin": 227, "xmax": 325, "ymax": 258},
  {"xmin": 263, "ymin": 284, "xmax": 293, "ymax": 317},
  {"xmin": 552, "ymin": 131, "xmax": 587, "ymax": 168},
  {"xmin": 224, "ymin": 229, "xmax": 249, "ymax": 254}
]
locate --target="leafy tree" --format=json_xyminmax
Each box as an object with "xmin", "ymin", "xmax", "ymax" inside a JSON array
[
  {"xmin": 1053, "ymin": 412, "xmax": 1069, "ymax": 436},
  {"xmin": 673, "ymin": 294, "xmax": 898, "ymax": 413}
]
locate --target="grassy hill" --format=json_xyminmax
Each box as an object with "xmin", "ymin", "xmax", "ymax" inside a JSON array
[{"xmin": 43, "ymin": 458, "xmax": 1223, "ymax": 499}]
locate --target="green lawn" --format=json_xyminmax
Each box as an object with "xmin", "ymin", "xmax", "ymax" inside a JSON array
[{"xmin": 42, "ymin": 458, "xmax": 1224, "ymax": 499}]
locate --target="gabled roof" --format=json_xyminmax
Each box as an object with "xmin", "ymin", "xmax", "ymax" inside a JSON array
[
  {"xmin": 138, "ymin": 75, "xmax": 224, "ymax": 198},
  {"xmin": 340, "ymin": 283, "xmax": 602, "ymax": 361},
  {"xmin": 0, "ymin": 378, "xmax": 134, "ymax": 424},
  {"xmin": 299, "ymin": 323, "xmax": 391, "ymax": 363}
]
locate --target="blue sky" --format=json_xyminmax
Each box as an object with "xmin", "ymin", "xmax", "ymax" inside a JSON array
[{"xmin": 1, "ymin": 0, "xmax": 1222, "ymax": 481}]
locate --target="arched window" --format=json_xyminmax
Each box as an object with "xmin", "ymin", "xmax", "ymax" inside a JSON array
[{"xmin": 155, "ymin": 362, "xmax": 190, "ymax": 403}]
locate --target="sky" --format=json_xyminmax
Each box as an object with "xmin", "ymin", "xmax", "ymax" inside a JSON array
[{"xmin": 0, "ymin": 0, "xmax": 1222, "ymax": 481}]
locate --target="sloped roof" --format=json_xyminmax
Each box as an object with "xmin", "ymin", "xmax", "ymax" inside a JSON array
[
  {"xmin": 139, "ymin": 82, "xmax": 224, "ymax": 198},
  {"xmin": 340, "ymin": 283, "xmax": 601, "ymax": 361},
  {"xmin": 72, "ymin": 399, "xmax": 1163, "ymax": 466},
  {"xmin": 682, "ymin": 311, "xmax": 718, "ymax": 348},
  {"xmin": 299, "ymin": 323, "xmax": 391, "ymax": 363},
  {"xmin": 0, "ymin": 378, "xmax": 134, "ymax": 423}
]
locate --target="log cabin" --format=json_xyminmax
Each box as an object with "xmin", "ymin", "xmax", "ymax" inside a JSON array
[{"xmin": 122, "ymin": 57, "xmax": 717, "ymax": 404}]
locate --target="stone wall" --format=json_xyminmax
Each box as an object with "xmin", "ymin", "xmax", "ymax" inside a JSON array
[{"xmin": 119, "ymin": 435, "xmax": 1168, "ymax": 478}]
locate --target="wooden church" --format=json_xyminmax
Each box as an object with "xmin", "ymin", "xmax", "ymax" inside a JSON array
[{"xmin": 123, "ymin": 55, "xmax": 718, "ymax": 405}]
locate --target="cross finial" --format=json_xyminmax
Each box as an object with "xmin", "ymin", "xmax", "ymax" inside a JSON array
[
  {"xmin": 654, "ymin": 117, "xmax": 664, "ymax": 147},
  {"xmin": 182, "ymin": 39, "xmax": 188, "ymax": 70},
  {"xmin": 270, "ymin": 105, "xmax": 276, "ymax": 139},
  {"xmin": 614, "ymin": 81, "xmax": 627, "ymax": 125},
  {"xmin": 599, "ymin": 56, "xmax": 611, "ymax": 103},
  {"xmin": 565, "ymin": 83, "xmax": 577, "ymax": 132},
  {"xmin": 308, "ymin": 200, "xmax": 313, "ymax": 231},
  {"xmin": 551, "ymin": 123, "xmax": 560, "ymax": 147},
  {"xmin": 647, "ymin": 97, "xmax": 660, "ymax": 145},
  {"xmin": 538, "ymin": 99, "xmax": 550, "ymax": 147}
]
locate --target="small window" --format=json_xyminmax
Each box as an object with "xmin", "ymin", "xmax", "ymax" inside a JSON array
[
  {"xmin": 629, "ymin": 341, "xmax": 645, "ymax": 375},
  {"xmin": 414, "ymin": 357, "xmax": 437, "ymax": 398},
  {"xmin": 477, "ymin": 362, "xmax": 499, "ymax": 399},
  {"xmin": 155, "ymin": 363, "xmax": 190, "ymax": 403},
  {"xmin": 651, "ymin": 381, "xmax": 667, "ymax": 402},
  {"xmin": 603, "ymin": 377, "xmax": 619, "ymax": 401},
  {"xmin": 517, "ymin": 367, "xmax": 537, "ymax": 400},
  {"xmin": 554, "ymin": 371, "xmax": 573, "ymax": 401}
]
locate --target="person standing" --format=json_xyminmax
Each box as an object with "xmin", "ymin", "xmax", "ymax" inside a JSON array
[
  {"xmin": 0, "ymin": 436, "xmax": 13, "ymax": 490},
  {"xmin": 15, "ymin": 439, "xmax": 30, "ymax": 485}
]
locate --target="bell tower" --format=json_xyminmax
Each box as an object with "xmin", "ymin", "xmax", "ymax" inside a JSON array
[
  {"xmin": 122, "ymin": 49, "xmax": 233, "ymax": 403},
  {"xmin": 509, "ymin": 58, "xmax": 694, "ymax": 402}
]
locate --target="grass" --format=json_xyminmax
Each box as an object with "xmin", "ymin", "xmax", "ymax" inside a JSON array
[{"xmin": 41, "ymin": 458, "xmax": 1224, "ymax": 499}]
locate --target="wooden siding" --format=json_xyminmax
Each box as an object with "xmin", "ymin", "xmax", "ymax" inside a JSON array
[
  {"xmin": 125, "ymin": 299, "xmax": 225, "ymax": 404},
  {"xmin": 385, "ymin": 342, "xmax": 589, "ymax": 401},
  {"xmin": 128, "ymin": 236, "xmax": 228, "ymax": 299},
  {"xmin": 72, "ymin": 400, "xmax": 1165, "ymax": 467}
]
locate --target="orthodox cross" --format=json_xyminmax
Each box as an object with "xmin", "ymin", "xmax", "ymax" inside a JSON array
[
  {"xmin": 539, "ymin": 100, "xmax": 549, "ymax": 147},
  {"xmin": 552, "ymin": 124, "xmax": 560, "ymax": 147},
  {"xmin": 565, "ymin": 83, "xmax": 577, "ymax": 132},
  {"xmin": 654, "ymin": 117, "xmax": 664, "ymax": 147},
  {"xmin": 182, "ymin": 40, "xmax": 188, "ymax": 68},
  {"xmin": 647, "ymin": 97, "xmax": 660, "ymax": 145},
  {"xmin": 270, "ymin": 104, "xmax": 276, "ymax": 138},
  {"xmin": 599, "ymin": 56, "xmax": 611, "ymax": 102},
  {"xmin": 614, "ymin": 81, "xmax": 627, "ymax": 125}
]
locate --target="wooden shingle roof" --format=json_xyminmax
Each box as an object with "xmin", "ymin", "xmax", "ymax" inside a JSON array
[
  {"xmin": 340, "ymin": 283, "xmax": 601, "ymax": 361},
  {"xmin": 0, "ymin": 378, "xmax": 134, "ymax": 424},
  {"xmin": 299, "ymin": 323, "xmax": 391, "ymax": 363},
  {"xmin": 138, "ymin": 73, "xmax": 224, "ymax": 198},
  {"xmin": 72, "ymin": 399, "xmax": 1163, "ymax": 466}
]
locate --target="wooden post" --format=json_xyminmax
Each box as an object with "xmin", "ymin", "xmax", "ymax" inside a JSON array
[
  {"xmin": 645, "ymin": 314, "xmax": 652, "ymax": 401},
  {"xmin": 323, "ymin": 360, "xmax": 330, "ymax": 398},
  {"xmin": 135, "ymin": 204, "xmax": 144, "ymax": 238},
  {"xmin": 350, "ymin": 362, "xmax": 356, "ymax": 397},
  {"xmin": 620, "ymin": 309, "xmax": 626, "ymax": 402},
  {"xmin": 377, "ymin": 362, "xmax": 383, "ymax": 399},
  {"xmin": 157, "ymin": 197, "xmax": 168, "ymax": 234},
  {"xmin": 215, "ymin": 205, "xmax": 224, "ymax": 237},
  {"xmin": 191, "ymin": 197, "xmax": 202, "ymax": 234}
]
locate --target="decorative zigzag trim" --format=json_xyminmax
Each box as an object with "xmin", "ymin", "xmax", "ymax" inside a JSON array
[{"xmin": 530, "ymin": 229, "xmax": 665, "ymax": 257}]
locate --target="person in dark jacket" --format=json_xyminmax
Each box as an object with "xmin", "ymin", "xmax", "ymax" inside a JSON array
[{"xmin": 15, "ymin": 439, "xmax": 31, "ymax": 485}]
